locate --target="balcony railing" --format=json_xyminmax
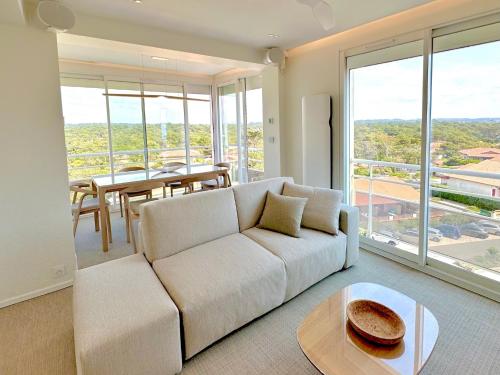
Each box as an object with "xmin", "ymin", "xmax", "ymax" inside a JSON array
[{"xmin": 351, "ymin": 158, "xmax": 500, "ymax": 279}]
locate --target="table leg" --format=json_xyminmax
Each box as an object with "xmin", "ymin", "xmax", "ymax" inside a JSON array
[
  {"xmin": 98, "ymin": 187, "xmax": 109, "ymax": 252},
  {"xmin": 223, "ymin": 172, "xmax": 229, "ymax": 188},
  {"xmin": 91, "ymin": 181, "xmax": 99, "ymax": 231}
]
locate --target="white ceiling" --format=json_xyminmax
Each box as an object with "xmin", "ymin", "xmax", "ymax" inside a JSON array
[
  {"xmin": 57, "ymin": 34, "xmax": 264, "ymax": 76},
  {"xmin": 61, "ymin": 0, "xmax": 434, "ymax": 49}
]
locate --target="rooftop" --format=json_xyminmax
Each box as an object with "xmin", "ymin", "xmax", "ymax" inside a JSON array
[
  {"xmin": 440, "ymin": 157, "xmax": 500, "ymax": 187},
  {"xmin": 459, "ymin": 147, "xmax": 500, "ymax": 159}
]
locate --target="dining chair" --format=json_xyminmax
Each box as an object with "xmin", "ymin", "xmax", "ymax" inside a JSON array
[
  {"xmin": 69, "ymin": 180, "xmax": 90, "ymax": 204},
  {"xmin": 70, "ymin": 185, "xmax": 112, "ymax": 243},
  {"xmin": 118, "ymin": 166, "xmax": 152, "ymax": 217},
  {"xmin": 200, "ymin": 162, "xmax": 232, "ymax": 190},
  {"xmin": 164, "ymin": 161, "xmax": 193, "ymax": 196},
  {"xmin": 121, "ymin": 181, "xmax": 166, "ymax": 252}
]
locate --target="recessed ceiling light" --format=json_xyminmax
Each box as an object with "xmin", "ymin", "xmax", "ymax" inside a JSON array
[
  {"xmin": 151, "ymin": 56, "xmax": 169, "ymax": 61},
  {"xmin": 132, "ymin": 0, "xmax": 142, "ymax": 4},
  {"xmin": 267, "ymin": 33, "xmax": 280, "ymax": 38}
]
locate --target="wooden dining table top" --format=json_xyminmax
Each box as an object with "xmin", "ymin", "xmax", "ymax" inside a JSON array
[{"xmin": 92, "ymin": 165, "xmax": 228, "ymax": 189}]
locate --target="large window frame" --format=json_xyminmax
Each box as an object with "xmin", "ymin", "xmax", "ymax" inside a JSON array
[
  {"xmin": 341, "ymin": 13, "xmax": 500, "ymax": 302},
  {"xmin": 216, "ymin": 75, "xmax": 264, "ymax": 184},
  {"xmin": 61, "ymin": 74, "xmax": 214, "ymax": 183}
]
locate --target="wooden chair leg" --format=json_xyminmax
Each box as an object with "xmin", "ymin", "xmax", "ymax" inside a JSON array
[
  {"xmin": 94, "ymin": 211, "xmax": 100, "ymax": 232},
  {"xmin": 73, "ymin": 212, "xmax": 79, "ymax": 237},
  {"xmin": 105, "ymin": 206, "xmax": 113, "ymax": 244},
  {"xmin": 129, "ymin": 212, "xmax": 137, "ymax": 253},
  {"xmin": 125, "ymin": 206, "xmax": 131, "ymax": 243},
  {"xmin": 119, "ymin": 194, "xmax": 124, "ymax": 217}
]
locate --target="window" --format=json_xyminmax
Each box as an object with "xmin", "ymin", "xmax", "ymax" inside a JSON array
[
  {"xmin": 108, "ymin": 81, "xmax": 146, "ymax": 173},
  {"xmin": 186, "ymin": 85, "xmax": 213, "ymax": 166},
  {"xmin": 348, "ymin": 41, "xmax": 423, "ymax": 258},
  {"xmin": 428, "ymin": 22, "xmax": 500, "ymax": 278},
  {"xmin": 217, "ymin": 76, "xmax": 264, "ymax": 183},
  {"xmin": 144, "ymin": 84, "xmax": 186, "ymax": 167},
  {"xmin": 245, "ymin": 75, "xmax": 264, "ymax": 182},
  {"xmin": 60, "ymin": 77, "xmax": 214, "ymax": 181},
  {"xmin": 60, "ymin": 77, "xmax": 110, "ymax": 181},
  {"xmin": 344, "ymin": 16, "xmax": 500, "ymax": 294}
]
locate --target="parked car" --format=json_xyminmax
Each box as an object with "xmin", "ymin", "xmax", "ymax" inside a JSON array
[
  {"xmin": 436, "ymin": 224, "xmax": 461, "ymax": 240},
  {"xmin": 399, "ymin": 228, "xmax": 419, "ymax": 245},
  {"xmin": 428, "ymin": 227, "xmax": 443, "ymax": 242},
  {"xmin": 371, "ymin": 232, "xmax": 399, "ymax": 246},
  {"xmin": 460, "ymin": 223, "xmax": 489, "ymax": 239},
  {"xmin": 379, "ymin": 229, "xmax": 400, "ymax": 240},
  {"xmin": 477, "ymin": 220, "xmax": 500, "ymax": 235}
]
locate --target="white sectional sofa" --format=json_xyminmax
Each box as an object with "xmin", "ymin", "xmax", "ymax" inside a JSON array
[{"xmin": 73, "ymin": 177, "xmax": 359, "ymax": 375}]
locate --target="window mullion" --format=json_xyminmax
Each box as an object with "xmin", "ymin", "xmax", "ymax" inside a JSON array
[
  {"xmin": 418, "ymin": 30, "xmax": 433, "ymax": 267},
  {"xmin": 104, "ymin": 77, "xmax": 115, "ymax": 183},
  {"xmin": 140, "ymin": 82, "xmax": 149, "ymax": 170},
  {"xmin": 183, "ymin": 85, "xmax": 191, "ymax": 167}
]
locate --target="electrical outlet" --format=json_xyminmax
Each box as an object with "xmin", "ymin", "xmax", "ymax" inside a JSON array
[{"xmin": 52, "ymin": 264, "xmax": 67, "ymax": 279}]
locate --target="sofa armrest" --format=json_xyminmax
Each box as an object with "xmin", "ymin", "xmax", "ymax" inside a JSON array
[{"xmin": 339, "ymin": 204, "xmax": 359, "ymax": 268}]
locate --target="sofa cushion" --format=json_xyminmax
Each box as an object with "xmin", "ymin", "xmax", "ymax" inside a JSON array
[
  {"xmin": 243, "ymin": 227, "xmax": 347, "ymax": 301},
  {"xmin": 152, "ymin": 233, "xmax": 287, "ymax": 359},
  {"xmin": 258, "ymin": 191, "xmax": 308, "ymax": 237},
  {"xmin": 73, "ymin": 254, "xmax": 182, "ymax": 375},
  {"xmin": 283, "ymin": 182, "xmax": 343, "ymax": 235},
  {"xmin": 140, "ymin": 188, "xmax": 239, "ymax": 262},
  {"xmin": 232, "ymin": 176, "xmax": 294, "ymax": 232}
]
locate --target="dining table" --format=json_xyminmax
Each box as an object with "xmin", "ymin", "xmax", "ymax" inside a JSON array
[{"xmin": 91, "ymin": 165, "xmax": 230, "ymax": 252}]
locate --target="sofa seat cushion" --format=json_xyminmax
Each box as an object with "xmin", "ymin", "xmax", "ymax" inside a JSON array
[
  {"xmin": 152, "ymin": 233, "xmax": 286, "ymax": 359},
  {"xmin": 73, "ymin": 254, "xmax": 182, "ymax": 375},
  {"xmin": 243, "ymin": 227, "xmax": 347, "ymax": 301}
]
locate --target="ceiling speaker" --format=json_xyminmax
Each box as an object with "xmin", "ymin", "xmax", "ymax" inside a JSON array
[
  {"xmin": 37, "ymin": 1, "xmax": 76, "ymax": 33},
  {"xmin": 264, "ymin": 48, "xmax": 285, "ymax": 65}
]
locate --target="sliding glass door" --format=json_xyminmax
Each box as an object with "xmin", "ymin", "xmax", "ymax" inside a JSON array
[
  {"xmin": 348, "ymin": 40, "xmax": 423, "ymax": 260},
  {"xmin": 218, "ymin": 76, "xmax": 264, "ymax": 184},
  {"xmin": 345, "ymin": 16, "xmax": 500, "ymax": 293},
  {"xmin": 218, "ymin": 83, "xmax": 241, "ymax": 182},
  {"xmin": 428, "ymin": 22, "xmax": 500, "ymax": 282}
]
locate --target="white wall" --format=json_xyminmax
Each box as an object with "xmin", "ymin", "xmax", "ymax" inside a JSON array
[
  {"xmin": 68, "ymin": 12, "xmax": 264, "ymax": 65},
  {"xmin": 262, "ymin": 66, "xmax": 283, "ymax": 178},
  {"xmin": 283, "ymin": 0, "xmax": 500, "ymax": 187},
  {"xmin": 0, "ymin": 23, "xmax": 76, "ymax": 308}
]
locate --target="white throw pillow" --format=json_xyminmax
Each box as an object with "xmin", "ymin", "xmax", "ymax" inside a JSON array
[{"xmin": 282, "ymin": 182, "xmax": 343, "ymax": 235}]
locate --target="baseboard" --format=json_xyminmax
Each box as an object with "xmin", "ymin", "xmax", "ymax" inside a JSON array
[
  {"xmin": 361, "ymin": 245, "xmax": 500, "ymax": 303},
  {"xmin": 0, "ymin": 279, "xmax": 73, "ymax": 309}
]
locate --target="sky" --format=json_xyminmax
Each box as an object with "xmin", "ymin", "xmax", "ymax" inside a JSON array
[
  {"xmin": 61, "ymin": 40, "xmax": 499, "ymax": 125},
  {"xmin": 61, "ymin": 86, "xmax": 263, "ymax": 125},
  {"xmin": 351, "ymin": 40, "xmax": 500, "ymax": 121}
]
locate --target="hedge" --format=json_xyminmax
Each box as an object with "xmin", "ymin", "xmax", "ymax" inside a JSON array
[{"xmin": 432, "ymin": 190, "xmax": 500, "ymax": 212}]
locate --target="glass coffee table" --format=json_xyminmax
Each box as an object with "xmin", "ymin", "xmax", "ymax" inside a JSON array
[{"xmin": 297, "ymin": 283, "xmax": 439, "ymax": 375}]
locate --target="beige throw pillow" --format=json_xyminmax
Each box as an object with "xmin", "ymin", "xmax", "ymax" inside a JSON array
[
  {"xmin": 282, "ymin": 182, "xmax": 343, "ymax": 235},
  {"xmin": 258, "ymin": 191, "xmax": 308, "ymax": 238}
]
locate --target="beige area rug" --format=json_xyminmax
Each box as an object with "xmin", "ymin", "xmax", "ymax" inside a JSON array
[{"xmin": 1, "ymin": 250, "xmax": 499, "ymax": 375}]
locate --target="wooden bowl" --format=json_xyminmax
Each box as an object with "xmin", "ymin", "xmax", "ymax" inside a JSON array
[{"xmin": 346, "ymin": 300, "xmax": 405, "ymax": 345}]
